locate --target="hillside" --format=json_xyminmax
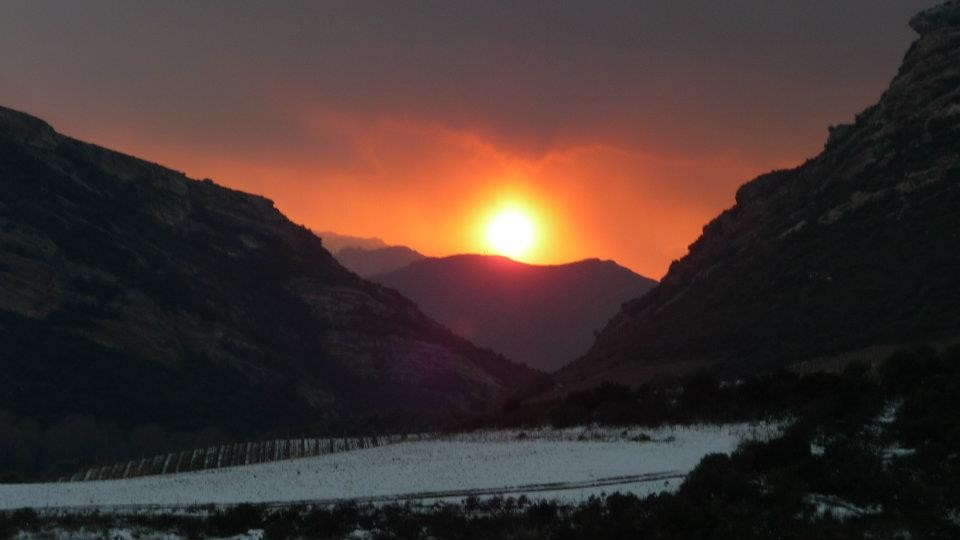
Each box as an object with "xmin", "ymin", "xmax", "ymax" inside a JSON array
[
  {"xmin": 558, "ymin": 2, "xmax": 960, "ymax": 389},
  {"xmin": 0, "ymin": 105, "xmax": 542, "ymax": 477},
  {"xmin": 336, "ymin": 245, "xmax": 426, "ymax": 277},
  {"xmin": 374, "ymin": 255, "xmax": 656, "ymax": 372}
]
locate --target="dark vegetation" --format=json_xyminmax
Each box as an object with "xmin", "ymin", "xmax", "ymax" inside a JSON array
[
  {"xmin": 477, "ymin": 362, "xmax": 883, "ymax": 431},
  {"xmin": 5, "ymin": 347, "xmax": 957, "ymax": 539}
]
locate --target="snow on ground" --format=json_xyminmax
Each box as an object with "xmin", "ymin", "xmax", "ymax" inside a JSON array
[
  {"xmin": 0, "ymin": 423, "xmax": 778, "ymax": 511},
  {"xmin": 882, "ymin": 446, "xmax": 916, "ymax": 462},
  {"xmin": 805, "ymin": 494, "xmax": 882, "ymax": 521}
]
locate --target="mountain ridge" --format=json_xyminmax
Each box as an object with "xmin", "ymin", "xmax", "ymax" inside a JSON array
[
  {"xmin": 336, "ymin": 245, "xmax": 426, "ymax": 277},
  {"xmin": 558, "ymin": 0, "xmax": 960, "ymax": 389},
  {"xmin": 373, "ymin": 254, "xmax": 656, "ymax": 372},
  {"xmin": 0, "ymin": 104, "xmax": 543, "ymax": 442}
]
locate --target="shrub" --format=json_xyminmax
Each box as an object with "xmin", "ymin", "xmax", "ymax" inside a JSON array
[{"xmin": 208, "ymin": 503, "xmax": 264, "ymax": 536}]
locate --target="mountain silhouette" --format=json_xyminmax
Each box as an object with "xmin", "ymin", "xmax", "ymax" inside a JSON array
[
  {"xmin": 558, "ymin": 2, "xmax": 960, "ymax": 391},
  {"xmin": 336, "ymin": 245, "xmax": 426, "ymax": 277},
  {"xmin": 313, "ymin": 230, "xmax": 388, "ymax": 253},
  {"xmin": 373, "ymin": 255, "xmax": 656, "ymax": 372},
  {"xmin": 0, "ymin": 105, "xmax": 543, "ymax": 440}
]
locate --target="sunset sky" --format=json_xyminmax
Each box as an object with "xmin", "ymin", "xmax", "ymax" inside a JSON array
[{"xmin": 0, "ymin": 1, "xmax": 937, "ymax": 278}]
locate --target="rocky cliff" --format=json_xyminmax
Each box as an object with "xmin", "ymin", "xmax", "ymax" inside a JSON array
[
  {"xmin": 0, "ymin": 106, "xmax": 541, "ymax": 437},
  {"xmin": 558, "ymin": 1, "xmax": 960, "ymax": 389}
]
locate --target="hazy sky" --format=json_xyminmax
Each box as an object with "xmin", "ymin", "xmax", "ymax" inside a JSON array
[{"xmin": 0, "ymin": 1, "xmax": 938, "ymax": 277}]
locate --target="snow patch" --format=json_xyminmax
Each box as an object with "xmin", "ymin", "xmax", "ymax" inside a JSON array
[
  {"xmin": 0, "ymin": 423, "xmax": 779, "ymax": 510},
  {"xmin": 805, "ymin": 494, "xmax": 881, "ymax": 521},
  {"xmin": 882, "ymin": 446, "xmax": 916, "ymax": 462}
]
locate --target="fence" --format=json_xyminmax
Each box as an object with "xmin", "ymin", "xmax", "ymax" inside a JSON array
[{"xmin": 60, "ymin": 433, "xmax": 429, "ymax": 482}]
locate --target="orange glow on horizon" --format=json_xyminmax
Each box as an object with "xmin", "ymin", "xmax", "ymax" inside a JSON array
[
  {"xmin": 5, "ymin": 2, "xmax": 905, "ymax": 283},
  {"xmin": 64, "ymin": 109, "xmax": 791, "ymax": 280}
]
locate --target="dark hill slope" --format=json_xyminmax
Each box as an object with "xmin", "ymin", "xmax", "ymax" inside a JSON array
[
  {"xmin": 374, "ymin": 255, "xmax": 656, "ymax": 372},
  {"xmin": 336, "ymin": 245, "xmax": 426, "ymax": 277},
  {"xmin": 0, "ymin": 106, "xmax": 540, "ymax": 437},
  {"xmin": 559, "ymin": 2, "xmax": 960, "ymax": 389}
]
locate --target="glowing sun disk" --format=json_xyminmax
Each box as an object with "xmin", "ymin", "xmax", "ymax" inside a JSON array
[{"xmin": 486, "ymin": 209, "xmax": 535, "ymax": 259}]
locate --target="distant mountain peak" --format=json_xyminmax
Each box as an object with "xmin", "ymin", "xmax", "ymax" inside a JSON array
[
  {"xmin": 315, "ymin": 230, "xmax": 388, "ymax": 253},
  {"xmin": 373, "ymin": 254, "xmax": 656, "ymax": 372},
  {"xmin": 335, "ymin": 244, "xmax": 425, "ymax": 277}
]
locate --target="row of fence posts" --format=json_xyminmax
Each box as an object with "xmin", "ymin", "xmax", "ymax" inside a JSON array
[{"xmin": 61, "ymin": 433, "xmax": 428, "ymax": 482}]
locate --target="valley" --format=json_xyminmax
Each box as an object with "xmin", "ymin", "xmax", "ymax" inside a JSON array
[{"xmin": 1, "ymin": 1, "xmax": 959, "ymax": 538}]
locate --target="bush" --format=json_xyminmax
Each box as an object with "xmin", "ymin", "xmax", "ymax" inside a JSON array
[{"xmin": 209, "ymin": 503, "xmax": 264, "ymax": 536}]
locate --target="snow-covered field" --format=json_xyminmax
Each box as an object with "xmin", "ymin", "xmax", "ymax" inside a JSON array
[{"xmin": 0, "ymin": 423, "xmax": 779, "ymax": 511}]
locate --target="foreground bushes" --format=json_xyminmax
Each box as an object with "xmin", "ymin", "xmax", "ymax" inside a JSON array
[{"xmin": 5, "ymin": 347, "xmax": 957, "ymax": 539}]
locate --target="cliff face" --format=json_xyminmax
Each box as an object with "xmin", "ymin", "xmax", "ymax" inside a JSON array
[
  {"xmin": 559, "ymin": 2, "xmax": 960, "ymax": 388},
  {"xmin": 0, "ymin": 106, "xmax": 540, "ymax": 434}
]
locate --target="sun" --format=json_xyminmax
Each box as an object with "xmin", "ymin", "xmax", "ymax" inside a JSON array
[{"xmin": 486, "ymin": 208, "xmax": 535, "ymax": 259}]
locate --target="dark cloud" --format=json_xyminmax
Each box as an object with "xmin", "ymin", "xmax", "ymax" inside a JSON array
[{"xmin": 1, "ymin": 1, "xmax": 935, "ymax": 153}]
